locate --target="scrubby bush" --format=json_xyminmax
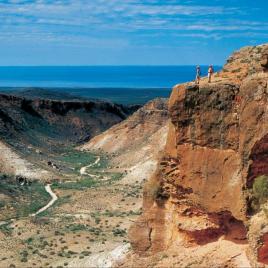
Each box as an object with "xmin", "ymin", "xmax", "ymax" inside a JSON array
[
  {"xmin": 0, "ymin": 222, "xmax": 13, "ymax": 235},
  {"xmin": 253, "ymin": 175, "xmax": 268, "ymax": 202},
  {"xmin": 252, "ymin": 175, "xmax": 268, "ymax": 210},
  {"xmin": 0, "ymin": 200, "xmax": 6, "ymax": 208}
]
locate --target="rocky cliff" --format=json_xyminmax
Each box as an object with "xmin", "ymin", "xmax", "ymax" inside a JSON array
[{"xmin": 125, "ymin": 44, "xmax": 268, "ymax": 267}]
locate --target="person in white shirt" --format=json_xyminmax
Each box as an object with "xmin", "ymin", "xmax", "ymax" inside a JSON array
[{"xmin": 208, "ymin": 65, "xmax": 214, "ymax": 83}]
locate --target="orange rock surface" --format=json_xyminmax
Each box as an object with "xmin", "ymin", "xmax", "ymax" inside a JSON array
[{"xmin": 126, "ymin": 44, "xmax": 268, "ymax": 267}]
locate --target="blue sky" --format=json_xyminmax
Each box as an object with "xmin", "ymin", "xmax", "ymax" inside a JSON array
[{"xmin": 0, "ymin": 0, "xmax": 267, "ymax": 65}]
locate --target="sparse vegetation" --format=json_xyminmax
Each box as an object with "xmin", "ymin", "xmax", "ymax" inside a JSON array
[
  {"xmin": 0, "ymin": 95, "xmax": 145, "ymax": 267},
  {"xmin": 0, "ymin": 200, "xmax": 6, "ymax": 209},
  {"xmin": 0, "ymin": 221, "xmax": 13, "ymax": 235},
  {"xmin": 231, "ymin": 68, "xmax": 242, "ymax": 73},
  {"xmin": 52, "ymin": 178, "xmax": 97, "ymax": 190},
  {"xmin": 0, "ymin": 145, "xmax": 142, "ymax": 267},
  {"xmin": 108, "ymin": 172, "xmax": 124, "ymax": 183},
  {"xmin": 19, "ymin": 249, "xmax": 29, "ymax": 263},
  {"xmin": 240, "ymin": 59, "xmax": 250, "ymax": 64},
  {"xmin": 81, "ymin": 250, "xmax": 91, "ymax": 256},
  {"xmin": 112, "ymin": 228, "xmax": 127, "ymax": 237},
  {"xmin": 66, "ymin": 224, "xmax": 87, "ymax": 232},
  {"xmin": 0, "ymin": 174, "xmax": 51, "ymax": 219},
  {"xmin": 58, "ymin": 150, "xmax": 97, "ymax": 172}
]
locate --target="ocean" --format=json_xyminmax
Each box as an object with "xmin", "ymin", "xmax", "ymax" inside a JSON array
[{"xmin": 0, "ymin": 66, "xmax": 221, "ymax": 104}]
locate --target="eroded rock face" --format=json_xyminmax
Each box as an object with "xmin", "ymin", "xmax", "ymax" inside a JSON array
[
  {"xmin": 261, "ymin": 48, "xmax": 268, "ymax": 70},
  {"xmin": 129, "ymin": 44, "xmax": 268, "ymax": 266},
  {"xmin": 258, "ymin": 234, "xmax": 268, "ymax": 264},
  {"xmin": 261, "ymin": 55, "xmax": 268, "ymax": 70},
  {"xmin": 247, "ymin": 134, "xmax": 268, "ymax": 187}
]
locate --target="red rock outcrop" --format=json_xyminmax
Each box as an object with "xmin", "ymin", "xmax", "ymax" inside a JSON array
[
  {"xmin": 127, "ymin": 44, "xmax": 268, "ymax": 267},
  {"xmin": 258, "ymin": 234, "xmax": 268, "ymax": 264}
]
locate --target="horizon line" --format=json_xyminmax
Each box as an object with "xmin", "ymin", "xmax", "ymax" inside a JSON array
[{"xmin": 0, "ymin": 64, "xmax": 223, "ymax": 67}]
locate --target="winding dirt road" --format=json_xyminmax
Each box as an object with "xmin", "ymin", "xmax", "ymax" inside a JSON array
[
  {"xmin": 79, "ymin": 156, "xmax": 110, "ymax": 180},
  {"xmin": 31, "ymin": 184, "xmax": 58, "ymax": 217},
  {"xmin": 80, "ymin": 156, "xmax": 100, "ymax": 175}
]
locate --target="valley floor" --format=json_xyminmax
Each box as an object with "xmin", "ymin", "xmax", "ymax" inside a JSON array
[
  {"xmin": 0, "ymin": 149, "xmax": 147, "ymax": 268},
  {"xmin": 0, "ymin": 96, "xmax": 168, "ymax": 267}
]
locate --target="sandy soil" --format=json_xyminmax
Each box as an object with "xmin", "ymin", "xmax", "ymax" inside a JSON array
[
  {"xmin": 0, "ymin": 140, "xmax": 51, "ymax": 180},
  {"xmin": 67, "ymin": 243, "xmax": 131, "ymax": 268},
  {"xmin": 118, "ymin": 238, "xmax": 251, "ymax": 268}
]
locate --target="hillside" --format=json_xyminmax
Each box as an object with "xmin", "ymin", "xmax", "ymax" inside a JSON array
[
  {"xmin": 117, "ymin": 44, "xmax": 268, "ymax": 267},
  {"xmin": 0, "ymin": 88, "xmax": 88, "ymax": 101},
  {"xmin": 81, "ymin": 98, "xmax": 168, "ymax": 184},
  {"xmin": 0, "ymin": 91, "xmax": 138, "ymax": 145}
]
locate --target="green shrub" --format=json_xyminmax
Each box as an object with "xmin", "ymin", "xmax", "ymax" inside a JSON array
[
  {"xmin": 52, "ymin": 179, "xmax": 96, "ymax": 190},
  {"xmin": 252, "ymin": 175, "xmax": 268, "ymax": 210},
  {"xmin": 67, "ymin": 224, "xmax": 87, "ymax": 232},
  {"xmin": 112, "ymin": 228, "xmax": 127, "ymax": 237},
  {"xmin": 0, "ymin": 174, "xmax": 51, "ymax": 218},
  {"xmin": 20, "ymin": 257, "xmax": 28, "ymax": 263},
  {"xmin": 81, "ymin": 251, "xmax": 91, "ymax": 256},
  {"xmin": 0, "ymin": 222, "xmax": 13, "ymax": 235},
  {"xmin": 231, "ymin": 68, "xmax": 242, "ymax": 73},
  {"xmin": 25, "ymin": 237, "xmax": 34, "ymax": 244},
  {"xmin": 0, "ymin": 200, "xmax": 6, "ymax": 208}
]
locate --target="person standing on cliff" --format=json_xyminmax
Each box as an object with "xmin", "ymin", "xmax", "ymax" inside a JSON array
[
  {"xmin": 208, "ymin": 65, "xmax": 214, "ymax": 83},
  {"xmin": 195, "ymin": 65, "xmax": 201, "ymax": 84}
]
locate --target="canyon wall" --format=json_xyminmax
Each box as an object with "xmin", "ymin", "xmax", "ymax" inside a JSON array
[
  {"xmin": 0, "ymin": 93, "xmax": 138, "ymax": 145},
  {"xmin": 129, "ymin": 44, "xmax": 268, "ymax": 266}
]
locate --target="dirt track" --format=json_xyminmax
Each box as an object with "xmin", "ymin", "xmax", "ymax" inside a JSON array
[
  {"xmin": 80, "ymin": 156, "xmax": 100, "ymax": 175},
  {"xmin": 31, "ymin": 184, "xmax": 58, "ymax": 217}
]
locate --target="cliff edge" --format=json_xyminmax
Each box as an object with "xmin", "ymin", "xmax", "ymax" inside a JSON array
[{"xmin": 124, "ymin": 44, "xmax": 268, "ymax": 267}]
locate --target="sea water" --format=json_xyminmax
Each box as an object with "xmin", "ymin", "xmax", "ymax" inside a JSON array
[{"xmin": 0, "ymin": 66, "xmax": 221, "ymax": 104}]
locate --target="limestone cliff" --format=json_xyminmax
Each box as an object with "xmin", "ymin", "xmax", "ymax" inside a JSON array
[{"xmin": 126, "ymin": 44, "xmax": 268, "ymax": 267}]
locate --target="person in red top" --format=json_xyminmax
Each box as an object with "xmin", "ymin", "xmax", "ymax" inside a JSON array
[{"xmin": 208, "ymin": 65, "xmax": 214, "ymax": 83}]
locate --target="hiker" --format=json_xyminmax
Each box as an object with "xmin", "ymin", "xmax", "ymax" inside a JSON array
[
  {"xmin": 195, "ymin": 65, "xmax": 201, "ymax": 84},
  {"xmin": 208, "ymin": 65, "xmax": 214, "ymax": 83}
]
